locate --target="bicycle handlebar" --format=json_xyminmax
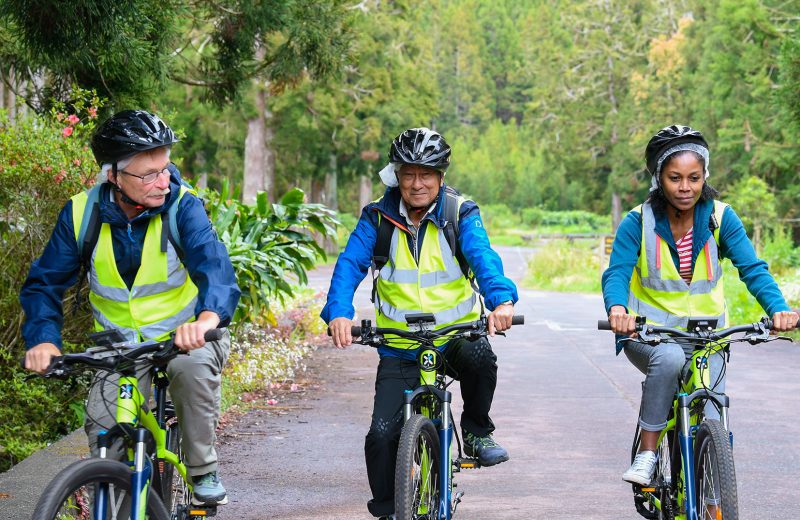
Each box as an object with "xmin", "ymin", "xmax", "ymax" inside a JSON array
[
  {"xmin": 30, "ymin": 328, "xmax": 225, "ymax": 378},
  {"xmin": 329, "ymin": 315, "xmax": 524, "ymax": 339},
  {"xmin": 597, "ymin": 317, "xmax": 775, "ymax": 343}
]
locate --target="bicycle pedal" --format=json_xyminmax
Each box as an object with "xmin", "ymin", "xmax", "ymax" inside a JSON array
[
  {"xmin": 640, "ymin": 487, "xmax": 656, "ymax": 493},
  {"xmin": 186, "ymin": 505, "xmax": 217, "ymax": 518},
  {"xmin": 455, "ymin": 457, "xmax": 481, "ymax": 469}
]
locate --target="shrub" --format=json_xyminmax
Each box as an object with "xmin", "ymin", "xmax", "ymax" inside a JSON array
[{"xmin": 0, "ymin": 89, "xmax": 103, "ymax": 471}]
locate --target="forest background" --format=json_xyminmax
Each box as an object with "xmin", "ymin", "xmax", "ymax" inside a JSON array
[{"xmin": 1, "ymin": 0, "xmax": 799, "ymax": 471}]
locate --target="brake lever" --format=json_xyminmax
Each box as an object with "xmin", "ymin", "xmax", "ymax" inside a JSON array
[
  {"xmin": 747, "ymin": 320, "xmax": 773, "ymax": 344},
  {"xmin": 637, "ymin": 325, "xmax": 661, "ymax": 345}
]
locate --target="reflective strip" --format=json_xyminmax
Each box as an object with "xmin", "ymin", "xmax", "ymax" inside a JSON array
[
  {"xmin": 628, "ymin": 293, "xmax": 727, "ymax": 329},
  {"xmin": 133, "ymin": 246, "xmax": 188, "ymax": 297},
  {"xmin": 379, "ymin": 228, "xmax": 464, "ymax": 288},
  {"xmin": 636, "ymin": 267, "xmax": 722, "ymax": 293},
  {"xmin": 138, "ymin": 297, "xmax": 197, "ymax": 340},
  {"xmin": 91, "ymin": 308, "xmax": 139, "ymax": 343},
  {"xmin": 378, "ymin": 293, "xmax": 477, "ymax": 325}
]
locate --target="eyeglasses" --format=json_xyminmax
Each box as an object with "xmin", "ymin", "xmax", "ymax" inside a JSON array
[
  {"xmin": 398, "ymin": 170, "xmax": 440, "ymax": 184},
  {"xmin": 118, "ymin": 164, "xmax": 171, "ymax": 184}
]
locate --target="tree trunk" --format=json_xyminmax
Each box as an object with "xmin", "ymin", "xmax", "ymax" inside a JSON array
[
  {"xmin": 611, "ymin": 192, "xmax": 622, "ymax": 233},
  {"xmin": 359, "ymin": 174, "xmax": 373, "ymax": 210},
  {"xmin": 323, "ymin": 153, "xmax": 339, "ymax": 255},
  {"xmin": 243, "ymin": 87, "xmax": 268, "ymax": 204}
]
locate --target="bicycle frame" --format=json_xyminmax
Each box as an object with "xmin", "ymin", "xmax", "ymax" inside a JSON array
[
  {"xmin": 640, "ymin": 342, "xmax": 731, "ymax": 520},
  {"xmin": 96, "ymin": 368, "xmax": 189, "ymax": 519},
  {"xmin": 401, "ymin": 347, "xmax": 456, "ymax": 520}
]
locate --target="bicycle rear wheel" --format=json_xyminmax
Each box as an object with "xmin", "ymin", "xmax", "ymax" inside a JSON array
[
  {"xmin": 32, "ymin": 457, "xmax": 169, "ymax": 520},
  {"xmin": 395, "ymin": 414, "xmax": 441, "ymax": 520},
  {"xmin": 694, "ymin": 419, "xmax": 738, "ymax": 520},
  {"xmin": 153, "ymin": 417, "xmax": 191, "ymax": 515}
]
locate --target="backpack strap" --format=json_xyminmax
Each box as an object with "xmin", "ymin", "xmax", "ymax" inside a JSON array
[
  {"xmin": 371, "ymin": 212, "xmax": 395, "ymax": 305},
  {"xmin": 441, "ymin": 186, "xmax": 470, "ymax": 279},
  {"xmin": 76, "ymin": 185, "xmax": 103, "ymax": 267}
]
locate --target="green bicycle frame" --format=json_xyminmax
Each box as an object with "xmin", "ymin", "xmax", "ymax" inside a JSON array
[{"xmin": 640, "ymin": 342, "xmax": 729, "ymax": 520}]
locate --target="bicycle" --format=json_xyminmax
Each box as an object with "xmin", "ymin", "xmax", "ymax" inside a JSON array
[
  {"xmin": 598, "ymin": 316, "xmax": 792, "ymax": 520},
  {"xmin": 30, "ymin": 327, "xmax": 224, "ymax": 520},
  {"xmin": 343, "ymin": 312, "xmax": 523, "ymax": 520}
]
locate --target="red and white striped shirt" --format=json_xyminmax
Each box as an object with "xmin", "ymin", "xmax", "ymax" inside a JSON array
[{"xmin": 676, "ymin": 227, "xmax": 693, "ymax": 283}]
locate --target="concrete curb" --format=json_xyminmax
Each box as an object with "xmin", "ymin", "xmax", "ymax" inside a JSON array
[{"xmin": 0, "ymin": 429, "xmax": 89, "ymax": 518}]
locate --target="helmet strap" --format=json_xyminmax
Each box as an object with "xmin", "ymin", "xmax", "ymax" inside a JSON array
[{"xmin": 110, "ymin": 163, "xmax": 146, "ymax": 211}]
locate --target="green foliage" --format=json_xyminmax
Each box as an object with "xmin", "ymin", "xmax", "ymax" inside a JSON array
[
  {"xmin": 205, "ymin": 185, "xmax": 339, "ymax": 325},
  {"xmin": 524, "ymin": 239, "xmax": 602, "ymax": 293},
  {"xmin": 0, "ymin": 88, "xmax": 104, "ymax": 471}
]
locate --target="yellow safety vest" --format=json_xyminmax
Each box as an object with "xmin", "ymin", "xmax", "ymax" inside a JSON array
[
  {"xmin": 375, "ymin": 201, "xmax": 480, "ymax": 348},
  {"xmin": 627, "ymin": 201, "xmax": 728, "ymax": 328},
  {"xmin": 71, "ymin": 186, "xmax": 198, "ymax": 342}
]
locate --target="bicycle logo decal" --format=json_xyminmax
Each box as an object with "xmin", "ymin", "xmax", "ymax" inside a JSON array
[
  {"xmin": 421, "ymin": 352, "xmax": 436, "ymax": 370},
  {"xmin": 695, "ymin": 356, "xmax": 708, "ymax": 370},
  {"xmin": 119, "ymin": 384, "xmax": 134, "ymax": 399}
]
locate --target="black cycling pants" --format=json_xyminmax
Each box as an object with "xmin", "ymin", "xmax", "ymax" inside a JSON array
[{"xmin": 364, "ymin": 337, "xmax": 498, "ymax": 517}]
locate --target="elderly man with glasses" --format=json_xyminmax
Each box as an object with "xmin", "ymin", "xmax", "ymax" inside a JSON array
[{"xmin": 21, "ymin": 110, "xmax": 241, "ymax": 506}]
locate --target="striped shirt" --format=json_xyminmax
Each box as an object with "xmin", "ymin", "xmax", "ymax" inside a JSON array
[{"xmin": 676, "ymin": 227, "xmax": 693, "ymax": 282}]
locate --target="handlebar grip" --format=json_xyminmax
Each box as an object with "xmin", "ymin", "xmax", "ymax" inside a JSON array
[
  {"xmin": 351, "ymin": 326, "xmax": 362, "ymax": 338},
  {"xmin": 511, "ymin": 315, "xmax": 524, "ymax": 326},
  {"xmin": 598, "ymin": 320, "xmax": 612, "ymax": 330},
  {"xmin": 204, "ymin": 329, "xmax": 224, "ymax": 342}
]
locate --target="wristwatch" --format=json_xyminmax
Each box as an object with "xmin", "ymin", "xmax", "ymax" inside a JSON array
[{"xmin": 500, "ymin": 300, "xmax": 513, "ymax": 306}]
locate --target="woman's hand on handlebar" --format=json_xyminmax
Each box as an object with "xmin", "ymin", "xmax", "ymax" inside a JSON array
[
  {"xmin": 175, "ymin": 311, "xmax": 220, "ymax": 351},
  {"xmin": 24, "ymin": 342, "xmax": 61, "ymax": 374},
  {"xmin": 608, "ymin": 305, "xmax": 638, "ymax": 337},
  {"xmin": 488, "ymin": 302, "xmax": 515, "ymax": 336},
  {"xmin": 329, "ymin": 317, "xmax": 355, "ymax": 349},
  {"xmin": 771, "ymin": 310, "xmax": 799, "ymax": 332}
]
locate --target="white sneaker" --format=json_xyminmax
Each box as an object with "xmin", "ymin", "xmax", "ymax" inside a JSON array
[{"xmin": 623, "ymin": 450, "xmax": 657, "ymax": 485}]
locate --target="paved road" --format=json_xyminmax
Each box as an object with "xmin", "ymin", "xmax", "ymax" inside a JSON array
[
  {"xmin": 216, "ymin": 246, "xmax": 800, "ymax": 519},
  {"xmin": 3, "ymin": 246, "xmax": 799, "ymax": 519}
]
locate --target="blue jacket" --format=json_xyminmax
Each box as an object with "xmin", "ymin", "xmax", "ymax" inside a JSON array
[
  {"xmin": 20, "ymin": 166, "xmax": 241, "ymax": 350},
  {"xmin": 321, "ymin": 185, "xmax": 518, "ymax": 357},
  {"xmin": 601, "ymin": 198, "xmax": 790, "ymax": 353}
]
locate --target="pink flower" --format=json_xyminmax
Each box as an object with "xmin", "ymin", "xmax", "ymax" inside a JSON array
[
  {"xmin": 56, "ymin": 112, "xmax": 65, "ymax": 121},
  {"xmin": 54, "ymin": 170, "xmax": 67, "ymax": 184},
  {"xmin": 62, "ymin": 127, "xmax": 74, "ymax": 137},
  {"xmin": 73, "ymin": 159, "xmax": 81, "ymax": 166},
  {"xmin": 266, "ymin": 399, "xmax": 278, "ymax": 406},
  {"xmin": 67, "ymin": 114, "xmax": 80, "ymax": 125},
  {"xmin": 87, "ymin": 107, "xmax": 97, "ymax": 119}
]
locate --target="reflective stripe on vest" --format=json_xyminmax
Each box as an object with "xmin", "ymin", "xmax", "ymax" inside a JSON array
[
  {"xmin": 627, "ymin": 201, "xmax": 728, "ymax": 329},
  {"xmin": 375, "ymin": 212, "xmax": 480, "ymax": 348},
  {"xmin": 71, "ymin": 187, "xmax": 198, "ymax": 342}
]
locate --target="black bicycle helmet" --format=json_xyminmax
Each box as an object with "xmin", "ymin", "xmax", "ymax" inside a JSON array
[
  {"xmin": 90, "ymin": 110, "xmax": 179, "ymax": 166},
  {"xmin": 645, "ymin": 124, "xmax": 708, "ymax": 176},
  {"xmin": 388, "ymin": 128, "xmax": 451, "ymax": 173}
]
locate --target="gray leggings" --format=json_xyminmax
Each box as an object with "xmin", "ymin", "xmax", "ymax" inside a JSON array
[
  {"xmin": 84, "ymin": 331, "xmax": 230, "ymax": 477},
  {"xmin": 624, "ymin": 339, "xmax": 725, "ymax": 431}
]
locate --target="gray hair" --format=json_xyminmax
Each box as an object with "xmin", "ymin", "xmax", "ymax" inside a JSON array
[
  {"xmin": 97, "ymin": 147, "xmax": 171, "ymax": 184},
  {"xmin": 649, "ymin": 143, "xmax": 710, "ymax": 192}
]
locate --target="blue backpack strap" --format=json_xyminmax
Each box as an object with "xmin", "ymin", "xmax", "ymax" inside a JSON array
[
  {"xmin": 76, "ymin": 184, "xmax": 103, "ymax": 266},
  {"xmin": 442, "ymin": 186, "xmax": 470, "ymax": 279}
]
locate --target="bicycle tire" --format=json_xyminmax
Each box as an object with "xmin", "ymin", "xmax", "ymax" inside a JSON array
[
  {"xmin": 32, "ymin": 457, "xmax": 170, "ymax": 520},
  {"xmin": 694, "ymin": 419, "xmax": 738, "ymax": 520},
  {"xmin": 395, "ymin": 414, "xmax": 441, "ymax": 520}
]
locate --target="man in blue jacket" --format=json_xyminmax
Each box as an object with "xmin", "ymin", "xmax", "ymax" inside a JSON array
[
  {"xmin": 21, "ymin": 110, "xmax": 241, "ymax": 506},
  {"xmin": 322, "ymin": 128, "xmax": 518, "ymax": 519}
]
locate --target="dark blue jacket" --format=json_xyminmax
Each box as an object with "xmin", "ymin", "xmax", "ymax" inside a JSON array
[
  {"xmin": 20, "ymin": 166, "xmax": 241, "ymax": 350},
  {"xmin": 321, "ymin": 185, "xmax": 518, "ymax": 351},
  {"xmin": 602, "ymin": 198, "xmax": 790, "ymax": 353}
]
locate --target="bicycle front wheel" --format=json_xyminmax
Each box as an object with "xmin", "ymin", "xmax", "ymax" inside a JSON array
[
  {"xmin": 32, "ymin": 458, "xmax": 170, "ymax": 520},
  {"xmin": 395, "ymin": 414, "xmax": 441, "ymax": 520},
  {"xmin": 694, "ymin": 419, "xmax": 738, "ymax": 520}
]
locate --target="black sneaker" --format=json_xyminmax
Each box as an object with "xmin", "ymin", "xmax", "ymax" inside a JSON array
[{"xmin": 463, "ymin": 431, "xmax": 509, "ymax": 466}]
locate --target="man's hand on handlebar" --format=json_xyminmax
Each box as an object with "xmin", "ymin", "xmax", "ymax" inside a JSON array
[
  {"xmin": 24, "ymin": 342, "xmax": 61, "ymax": 374},
  {"xmin": 608, "ymin": 305, "xmax": 638, "ymax": 337},
  {"xmin": 329, "ymin": 317, "xmax": 355, "ymax": 349},
  {"xmin": 175, "ymin": 311, "xmax": 221, "ymax": 351},
  {"xmin": 771, "ymin": 310, "xmax": 799, "ymax": 332},
  {"xmin": 488, "ymin": 302, "xmax": 514, "ymax": 336}
]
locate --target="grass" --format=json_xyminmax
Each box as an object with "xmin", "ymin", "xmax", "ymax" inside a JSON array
[{"xmin": 523, "ymin": 238, "xmax": 602, "ymax": 293}]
